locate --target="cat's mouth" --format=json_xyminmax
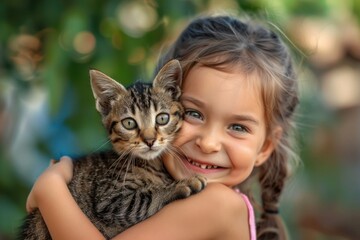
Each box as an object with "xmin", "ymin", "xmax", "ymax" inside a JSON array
[{"xmin": 136, "ymin": 146, "xmax": 164, "ymax": 160}]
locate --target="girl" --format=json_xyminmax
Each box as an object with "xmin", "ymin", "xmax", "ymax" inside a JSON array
[{"xmin": 26, "ymin": 15, "xmax": 299, "ymax": 240}]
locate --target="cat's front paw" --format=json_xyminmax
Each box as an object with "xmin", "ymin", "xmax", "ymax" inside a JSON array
[
  {"xmin": 174, "ymin": 175, "xmax": 207, "ymax": 199},
  {"xmin": 188, "ymin": 175, "xmax": 207, "ymax": 193}
]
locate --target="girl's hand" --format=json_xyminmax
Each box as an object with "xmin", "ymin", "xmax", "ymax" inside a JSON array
[
  {"xmin": 24, "ymin": 156, "xmax": 105, "ymax": 240},
  {"xmin": 26, "ymin": 156, "xmax": 74, "ymax": 213}
]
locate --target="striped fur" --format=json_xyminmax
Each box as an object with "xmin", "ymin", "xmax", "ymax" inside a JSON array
[{"xmin": 19, "ymin": 60, "xmax": 206, "ymax": 239}]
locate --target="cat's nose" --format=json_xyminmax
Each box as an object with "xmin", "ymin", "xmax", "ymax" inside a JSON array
[
  {"xmin": 144, "ymin": 138, "xmax": 155, "ymax": 147},
  {"xmin": 141, "ymin": 129, "xmax": 156, "ymax": 147}
]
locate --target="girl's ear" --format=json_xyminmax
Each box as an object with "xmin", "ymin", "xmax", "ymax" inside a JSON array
[{"xmin": 255, "ymin": 127, "xmax": 283, "ymax": 166}]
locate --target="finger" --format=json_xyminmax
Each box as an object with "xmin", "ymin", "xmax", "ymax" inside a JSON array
[
  {"xmin": 59, "ymin": 155, "xmax": 72, "ymax": 163},
  {"xmin": 49, "ymin": 159, "xmax": 57, "ymax": 166},
  {"xmin": 26, "ymin": 192, "xmax": 35, "ymax": 213},
  {"xmin": 57, "ymin": 156, "xmax": 74, "ymax": 183}
]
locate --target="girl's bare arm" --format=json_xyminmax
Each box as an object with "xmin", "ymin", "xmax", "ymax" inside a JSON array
[
  {"xmin": 28, "ymin": 157, "xmax": 105, "ymax": 240},
  {"xmin": 29, "ymin": 158, "xmax": 249, "ymax": 240}
]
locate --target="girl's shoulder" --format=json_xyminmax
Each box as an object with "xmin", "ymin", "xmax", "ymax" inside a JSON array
[
  {"xmin": 202, "ymin": 183, "xmax": 248, "ymax": 211},
  {"xmin": 198, "ymin": 183, "xmax": 251, "ymax": 239}
]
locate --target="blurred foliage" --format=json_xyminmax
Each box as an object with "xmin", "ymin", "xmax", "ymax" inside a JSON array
[{"xmin": 1, "ymin": 0, "xmax": 360, "ymax": 239}]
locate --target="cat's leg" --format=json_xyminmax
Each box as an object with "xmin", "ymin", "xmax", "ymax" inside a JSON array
[
  {"xmin": 141, "ymin": 175, "xmax": 207, "ymax": 217},
  {"xmin": 163, "ymin": 175, "xmax": 207, "ymax": 204}
]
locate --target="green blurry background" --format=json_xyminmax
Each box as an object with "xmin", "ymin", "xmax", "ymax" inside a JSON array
[{"xmin": 1, "ymin": 0, "xmax": 360, "ymax": 239}]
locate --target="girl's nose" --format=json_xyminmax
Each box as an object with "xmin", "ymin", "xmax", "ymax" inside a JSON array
[{"xmin": 195, "ymin": 131, "xmax": 222, "ymax": 153}]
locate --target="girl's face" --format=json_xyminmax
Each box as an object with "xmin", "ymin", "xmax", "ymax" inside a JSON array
[{"xmin": 163, "ymin": 65, "xmax": 276, "ymax": 187}]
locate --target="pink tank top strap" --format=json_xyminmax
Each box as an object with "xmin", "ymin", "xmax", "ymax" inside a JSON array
[{"xmin": 235, "ymin": 189, "xmax": 257, "ymax": 240}]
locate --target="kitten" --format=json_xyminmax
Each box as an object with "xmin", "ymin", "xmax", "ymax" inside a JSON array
[{"xmin": 19, "ymin": 60, "xmax": 207, "ymax": 239}]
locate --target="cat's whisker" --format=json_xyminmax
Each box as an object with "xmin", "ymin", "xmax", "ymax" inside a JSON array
[
  {"xmin": 107, "ymin": 146, "xmax": 132, "ymax": 175},
  {"xmin": 167, "ymin": 145, "xmax": 195, "ymax": 176},
  {"xmin": 103, "ymin": 145, "xmax": 129, "ymax": 172},
  {"xmin": 105, "ymin": 158, "xmax": 119, "ymax": 176},
  {"xmin": 110, "ymin": 146, "xmax": 135, "ymax": 185},
  {"xmin": 112, "ymin": 148, "xmax": 134, "ymax": 186},
  {"xmin": 91, "ymin": 138, "xmax": 112, "ymax": 154},
  {"xmin": 111, "ymin": 156, "xmax": 125, "ymax": 185},
  {"xmin": 103, "ymin": 147, "xmax": 134, "ymax": 193},
  {"xmin": 114, "ymin": 149, "xmax": 130, "ymax": 172},
  {"xmin": 142, "ymin": 157, "xmax": 157, "ymax": 182},
  {"xmin": 122, "ymin": 150, "xmax": 136, "ymax": 185},
  {"xmin": 166, "ymin": 146, "xmax": 184, "ymax": 161},
  {"xmin": 104, "ymin": 154, "xmax": 122, "ymax": 177}
]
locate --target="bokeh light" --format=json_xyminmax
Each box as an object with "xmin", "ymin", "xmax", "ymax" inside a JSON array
[
  {"xmin": 73, "ymin": 31, "xmax": 96, "ymax": 55},
  {"xmin": 116, "ymin": 1, "xmax": 158, "ymax": 38}
]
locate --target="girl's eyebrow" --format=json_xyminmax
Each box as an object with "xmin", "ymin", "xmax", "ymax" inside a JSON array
[
  {"xmin": 180, "ymin": 95, "xmax": 205, "ymax": 107},
  {"xmin": 181, "ymin": 95, "xmax": 260, "ymax": 126},
  {"xmin": 232, "ymin": 115, "xmax": 260, "ymax": 126}
]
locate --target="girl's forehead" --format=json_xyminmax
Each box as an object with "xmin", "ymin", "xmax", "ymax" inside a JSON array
[
  {"xmin": 183, "ymin": 65, "xmax": 262, "ymax": 95},
  {"xmin": 182, "ymin": 65, "xmax": 264, "ymax": 111}
]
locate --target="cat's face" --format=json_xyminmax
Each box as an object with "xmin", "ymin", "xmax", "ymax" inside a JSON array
[{"xmin": 90, "ymin": 60, "xmax": 183, "ymax": 160}]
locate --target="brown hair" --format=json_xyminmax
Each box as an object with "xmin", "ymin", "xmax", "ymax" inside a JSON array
[{"xmin": 155, "ymin": 15, "xmax": 299, "ymax": 239}]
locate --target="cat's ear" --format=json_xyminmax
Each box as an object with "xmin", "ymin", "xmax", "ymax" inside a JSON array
[
  {"xmin": 89, "ymin": 69, "xmax": 127, "ymax": 116},
  {"xmin": 153, "ymin": 59, "xmax": 182, "ymax": 99}
]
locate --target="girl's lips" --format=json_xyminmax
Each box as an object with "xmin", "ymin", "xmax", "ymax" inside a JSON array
[{"xmin": 182, "ymin": 156, "xmax": 225, "ymax": 174}]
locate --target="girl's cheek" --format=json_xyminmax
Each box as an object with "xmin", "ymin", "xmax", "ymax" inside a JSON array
[{"xmin": 174, "ymin": 122, "xmax": 195, "ymax": 146}]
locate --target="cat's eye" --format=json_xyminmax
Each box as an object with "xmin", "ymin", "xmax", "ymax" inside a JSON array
[
  {"xmin": 156, "ymin": 113, "xmax": 170, "ymax": 125},
  {"xmin": 121, "ymin": 118, "xmax": 138, "ymax": 130}
]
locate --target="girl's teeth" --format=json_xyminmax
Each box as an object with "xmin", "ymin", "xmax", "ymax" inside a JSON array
[{"xmin": 187, "ymin": 159, "xmax": 218, "ymax": 169}]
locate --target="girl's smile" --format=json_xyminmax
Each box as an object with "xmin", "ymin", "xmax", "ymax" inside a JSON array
[{"xmin": 164, "ymin": 65, "xmax": 276, "ymax": 187}]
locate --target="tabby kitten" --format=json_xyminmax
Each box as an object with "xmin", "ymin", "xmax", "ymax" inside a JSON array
[{"xmin": 19, "ymin": 60, "xmax": 207, "ymax": 240}]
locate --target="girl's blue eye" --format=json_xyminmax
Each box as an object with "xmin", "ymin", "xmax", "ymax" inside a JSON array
[
  {"xmin": 229, "ymin": 124, "xmax": 248, "ymax": 133},
  {"xmin": 185, "ymin": 110, "xmax": 203, "ymax": 120}
]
